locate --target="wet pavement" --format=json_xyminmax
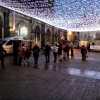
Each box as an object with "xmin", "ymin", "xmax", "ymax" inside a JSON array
[{"xmin": 0, "ymin": 49, "xmax": 100, "ymax": 100}]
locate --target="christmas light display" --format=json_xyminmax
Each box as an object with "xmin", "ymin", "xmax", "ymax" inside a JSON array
[{"xmin": 0, "ymin": 0, "xmax": 100, "ymax": 31}]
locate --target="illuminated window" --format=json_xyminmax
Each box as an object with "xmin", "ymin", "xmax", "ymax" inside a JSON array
[{"xmin": 20, "ymin": 27, "xmax": 28, "ymax": 36}]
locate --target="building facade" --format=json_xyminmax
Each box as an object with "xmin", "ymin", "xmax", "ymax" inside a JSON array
[{"xmin": 0, "ymin": 6, "xmax": 81, "ymax": 48}]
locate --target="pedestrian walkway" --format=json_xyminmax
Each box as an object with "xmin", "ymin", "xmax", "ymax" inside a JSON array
[{"xmin": 0, "ymin": 49, "xmax": 100, "ymax": 100}]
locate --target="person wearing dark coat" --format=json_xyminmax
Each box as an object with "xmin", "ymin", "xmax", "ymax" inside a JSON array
[
  {"xmin": 58, "ymin": 44, "xmax": 62, "ymax": 61},
  {"xmin": 67, "ymin": 43, "xmax": 70, "ymax": 58},
  {"xmin": 44, "ymin": 43, "xmax": 51, "ymax": 63},
  {"xmin": 0, "ymin": 44, "xmax": 6, "ymax": 69},
  {"xmin": 70, "ymin": 43, "xmax": 74, "ymax": 58},
  {"xmin": 13, "ymin": 41, "xmax": 19, "ymax": 64},
  {"xmin": 17, "ymin": 43, "xmax": 24, "ymax": 66},
  {"xmin": 81, "ymin": 45, "xmax": 87, "ymax": 60},
  {"xmin": 32, "ymin": 44, "xmax": 40, "ymax": 64},
  {"xmin": 63, "ymin": 43, "xmax": 69, "ymax": 59}
]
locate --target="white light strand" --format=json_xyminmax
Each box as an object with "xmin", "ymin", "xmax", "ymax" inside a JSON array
[{"xmin": 0, "ymin": 0, "xmax": 100, "ymax": 32}]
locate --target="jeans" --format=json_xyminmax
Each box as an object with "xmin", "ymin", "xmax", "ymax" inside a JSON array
[
  {"xmin": 34, "ymin": 57, "xmax": 38, "ymax": 64},
  {"xmin": 53, "ymin": 52, "xmax": 57, "ymax": 61},
  {"xmin": 45, "ymin": 54, "xmax": 50, "ymax": 62}
]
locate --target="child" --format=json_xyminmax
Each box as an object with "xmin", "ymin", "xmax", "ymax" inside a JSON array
[
  {"xmin": 24, "ymin": 46, "xmax": 31, "ymax": 66},
  {"xmin": 58, "ymin": 44, "xmax": 63, "ymax": 61}
]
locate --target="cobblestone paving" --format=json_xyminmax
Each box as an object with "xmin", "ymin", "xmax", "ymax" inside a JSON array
[{"xmin": 0, "ymin": 50, "xmax": 100, "ymax": 100}]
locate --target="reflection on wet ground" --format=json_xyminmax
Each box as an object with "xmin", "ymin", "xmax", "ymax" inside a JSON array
[
  {"xmin": 42, "ymin": 64, "xmax": 100, "ymax": 80},
  {"xmin": 44, "ymin": 64, "xmax": 49, "ymax": 70},
  {"xmin": 42, "ymin": 63, "xmax": 100, "ymax": 79},
  {"xmin": 67, "ymin": 68, "xmax": 100, "ymax": 79},
  {"xmin": 74, "ymin": 56, "xmax": 100, "ymax": 61}
]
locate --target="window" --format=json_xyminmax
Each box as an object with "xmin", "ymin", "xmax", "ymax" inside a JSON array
[
  {"xmin": 20, "ymin": 26, "xmax": 28, "ymax": 36},
  {"xmin": 1, "ymin": 40, "xmax": 7, "ymax": 45},
  {"xmin": 6, "ymin": 40, "xmax": 12, "ymax": 45}
]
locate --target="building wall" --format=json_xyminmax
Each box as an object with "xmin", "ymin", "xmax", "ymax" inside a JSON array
[
  {"xmin": 79, "ymin": 31, "xmax": 100, "ymax": 46},
  {"xmin": 45, "ymin": 24, "xmax": 52, "ymax": 45},
  {"xmin": 0, "ymin": 6, "xmax": 63, "ymax": 47},
  {"xmin": 15, "ymin": 13, "xmax": 31, "ymax": 38}
]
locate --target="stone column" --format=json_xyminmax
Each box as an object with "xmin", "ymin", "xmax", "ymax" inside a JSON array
[
  {"xmin": 41, "ymin": 22, "xmax": 45, "ymax": 47},
  {"xmin": 3, "ymin": 11, "xmax": 10, "ymax": 38},
  {"xmin": 58, "ymin": 30, "xmax": 62, "ymax": 44},
  {"xmin": 52, "ymin": 26, "xmax": 54, "ymax": 45}
]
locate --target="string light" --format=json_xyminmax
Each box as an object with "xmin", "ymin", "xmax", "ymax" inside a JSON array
[{"xmin": 0, "ymin": 0, "xmax": 100, "ymax": 32}]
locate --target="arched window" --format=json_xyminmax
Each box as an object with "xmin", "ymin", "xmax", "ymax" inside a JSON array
[
  {"xmin": 20, "ymin": 26, "xmax": 28, "ymax": 36},
  {"xmin": 46, "ymin": 28, "xmax": 51, "ymax": 42},
  {"xmin": 35, "ymin": 25, "xmax": 40, "ymax": 40},
  {"xmin": 17, "ymin": 20, "xmax": 28, "ymax": 36}
]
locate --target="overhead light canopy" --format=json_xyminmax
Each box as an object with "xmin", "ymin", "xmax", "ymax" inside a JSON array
[{"xmin": 0, "ymin": 0, "xmax": 100, "ymax": 32}]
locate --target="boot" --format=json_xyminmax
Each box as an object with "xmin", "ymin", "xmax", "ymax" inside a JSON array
[
  {"xmin": 2, "ymin": 63, "xmax": 6, "ymax": 69},
  {"xmin": 59, "ymin": 59, "xmax": 62, "ymax": 61}
]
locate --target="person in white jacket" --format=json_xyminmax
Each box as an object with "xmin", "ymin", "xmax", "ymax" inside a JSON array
[{"xmin": 52, "ymin": 43, "xmax": 58, "ymax": 62}]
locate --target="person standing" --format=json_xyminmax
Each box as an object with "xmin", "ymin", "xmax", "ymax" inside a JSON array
[
  {"xmin": 44, "ymin": 43, "xmax": 51, "ymax": 63},
  {"xmin": 67, "ymin": 42, "xmax": 70, "ymax": 58},
  {"xmin": 81, "ymin": 45, "xmax": 87, "ymax": 60},
  {"xmin": 23, "ymin": 46, "xmax": 31, "ymax": 66},
  {"xmin": 52, "ymin": 43, "xmax": 58, "ymax": 62},
  {"xmin": 0, "ymin": 44, "xmax": 6, "ymax": 69},
  {"xmin": 32, "ymin": 44, "xmax": 40, "ymax": 64},
  {"xmin": 63, "ymin": 42, "xmax": 69, "ymax": 59},
  {"xmin": 62, "ymin": 42, "xmax": 66, "ymax": 59},
  {"xmin": 13, "ymin": 41, "xmax": 19, "ymax": 64},
  {"xmin": 70, "ymin": 42, "xmax": 74, "ymax": 58},
  {"xmin": 58, "ymin": 44, "xmax": 63, "ymax": 61}
]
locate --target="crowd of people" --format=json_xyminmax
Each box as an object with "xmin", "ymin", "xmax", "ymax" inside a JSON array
[
  {"xmin": 33, "ymin": 41, "xmax": 74, "ymax": 64},
  {"xmin": 0, "ymin": 40, "xmax": 88, "ymax": 69}
]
